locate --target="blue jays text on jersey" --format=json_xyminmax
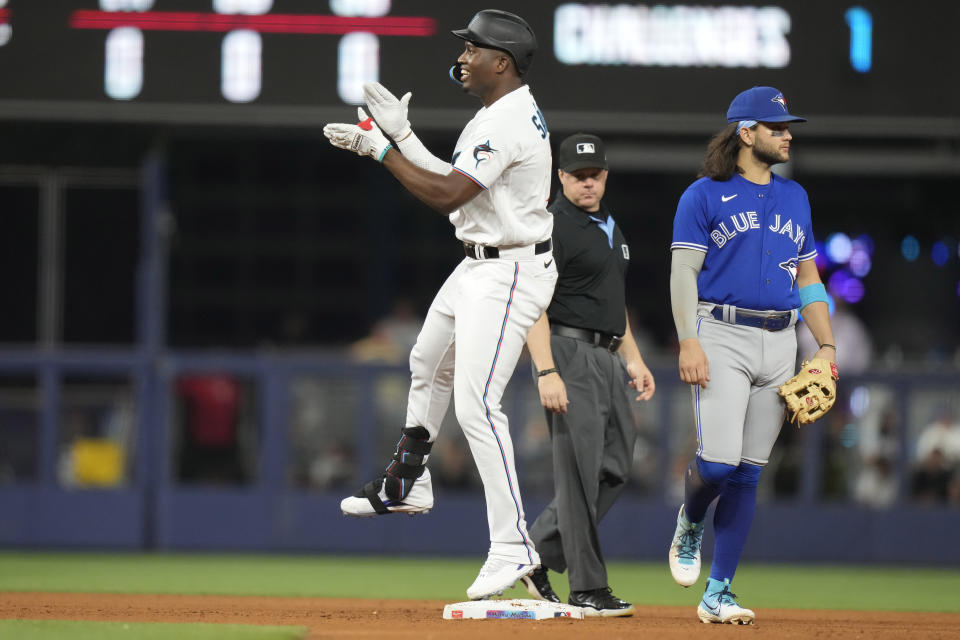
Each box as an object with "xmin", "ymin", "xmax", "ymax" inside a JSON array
[{"xmin": 671, "ymin": 173, "xmax": 817, "ymax": 311}]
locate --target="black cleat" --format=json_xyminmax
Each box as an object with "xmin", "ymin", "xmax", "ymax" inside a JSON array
[
  {"xmin": 568, "ymin": 587, "xmax": 636, "ymax": 617},
  {"xmin": 520, "ymin": 566, "xmax": 561, "ymax": 603}
]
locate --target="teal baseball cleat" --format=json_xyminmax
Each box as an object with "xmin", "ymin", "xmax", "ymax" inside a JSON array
[
  {"xmin": 669, "ymin": 505, "xmax": 704, "ymax": 587},
  {"xmin": 697, "ymin": 577, "xmax": 755, "ymax": 625}
]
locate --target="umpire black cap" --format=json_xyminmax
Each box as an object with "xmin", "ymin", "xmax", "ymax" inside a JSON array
[
  {"xmin": 452, "ymin": 10, "xmax": 537, "ymax": 75},
  {"xmin": 558, "ymin": 134, "xmax": 608, "ymax": 172}
]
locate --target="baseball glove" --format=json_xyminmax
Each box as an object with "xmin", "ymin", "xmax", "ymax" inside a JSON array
[{"xmin": 778, "ymin": 358, "xmax": 839, "ymax": 425}]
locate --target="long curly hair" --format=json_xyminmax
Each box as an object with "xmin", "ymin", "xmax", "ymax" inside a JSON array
[{"xmin": 697, "ymin": 123, "xmax": 754, "ymax": 181}]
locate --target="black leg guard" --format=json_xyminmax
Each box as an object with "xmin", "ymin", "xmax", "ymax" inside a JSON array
[
  {"xmin": 384, "ymin": 426, "xmax": 431, "ymax": 500},
  {"xmin": 360, "ymin": 479, "xmax": 391, "ymax": 515},
  {"xmin": 355, "ymin": 427, "xmax": 432, "ymax": 514}
]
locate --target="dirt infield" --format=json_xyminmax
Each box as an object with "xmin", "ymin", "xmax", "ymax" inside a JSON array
[{"xmin": 2, "ymin": 592, "xmax": 959, "ymax": 639}]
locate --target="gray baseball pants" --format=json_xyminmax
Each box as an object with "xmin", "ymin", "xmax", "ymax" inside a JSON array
[{"xmin": 529, "ymin": 334, "xmax": 637, "ymax": 591}]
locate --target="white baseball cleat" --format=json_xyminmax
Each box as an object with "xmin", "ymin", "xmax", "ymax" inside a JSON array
[
  {"xmin": 340, "ymin": 468, "xmax": 434, "ymax": 517},
  {"xmin": 669, "ymin": 505, "xmax": 704, "ymax": 587},
  {"xmin": 466, "ymin": 557, "xmax": 537, "ymax": 600},
  {"xmin": 697, "ymin": 578, "xmax": 755, "ymax": 625}
]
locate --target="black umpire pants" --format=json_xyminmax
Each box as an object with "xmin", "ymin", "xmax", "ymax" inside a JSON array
[{"xmin": 529, "ymin": 334, "xmax": 637, "ymax": 592}]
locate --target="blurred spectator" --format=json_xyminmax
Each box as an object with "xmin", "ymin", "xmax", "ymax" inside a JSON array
[
  {"xmin": 350, "ymin": 298, "xmax": 423, "ymax": 364},
  {"xmin": 854, "ymin": 404, "xmax": 901, "ymax": 508},
  {"xmin": 515, "ymin": 413, "xmax": 553, "ymax": 495},
  {"xmin": 768, "ymin": 423, "xmax": 802, "ymax": 498},
  {"xmin": 854, "ymin": 455, "xmax": 898, "ymax": 508},
  {"xmin": 860, "ymin": 404, "xmax": 900, "ymax": 463},
  {"xmin": 56, "ymin": 385, "xmax": 134, "ymax": 489},
  {"xmin": 910, "ymin": 406, "xmax": 960, "ymax": 503},
  {"xmin": 666, "ymin": 425, "xmax": 699, "ymax": 505},
  {"xmin": 175, "ymin": 374, "xmax": 247, "ymax": 484},
  {"xmin": 628, "ymin": 407, "xmax": 658, "ymax": 495},
  {"xmin": 57, "ymin": 408, "xmax": 96, "ymax": 487},
  {"xmin": 819, "ymin": 408, "xmax": 857, "ymax": 500},
  {"xmin": 627, "ymin": 304, "xmax": 666, "ymax": 366},
  {"xmin": 0, "ymin": 399, "xmax": 37, "ymax": 482},
  {"xmin": 349, "ymin": 298, "xmax": 424, "ymax": 485},
  {"xmin": 378, "ymin": 298, "xmax": 423, "ymax": 355},
  {"xmin": 288, "ymin": 300, "xmax": 423, "ymax": 492},
  {"xmin": 949, "ymin": 474, "xmax": 960, "ymax": 505},
  {"xmin": 349, "ymin": 321, "xmax": 407, "ymax": 364},
  {"xmin": 288, "ymin": 377, "xmax": 359, "ymax": 490},
  {"xmin": 308, "ymin": 439, "xmax": 354, "ymax": 488},
  {"xmin": 430, "ymin": 437, "xmax": 480, "ymax": 490},
  {"xmin": 914, "ymin": 406, "xmax": 960, "ymax": 465},
  {"xmin": 797, "ymin": 299, "xmax": 872, "ymax": 375},
  {"xmin": 911, "ymin": 448, "xmax": 953, "ymax": 503}
]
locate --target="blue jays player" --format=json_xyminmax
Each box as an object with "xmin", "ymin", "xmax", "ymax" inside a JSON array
[
  {"xmin": 324, "ymin": 10, "xmax": 556, "ymax": 601},
  {"xmin": 667, "ymin": 86, "xmax": 837, "ymax": 624}
]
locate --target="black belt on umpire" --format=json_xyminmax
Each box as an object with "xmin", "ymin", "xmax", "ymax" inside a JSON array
[
  {"xmin": 463, "ymin": 238, "xmax": 552, "ymax": 260},
  {"xmin": 551, "ymin": 323, "xmax": 623, "ymax": 352},
  {"xmin": 709, "ymin": 305, "xmax": 793, "ymax": 332}
]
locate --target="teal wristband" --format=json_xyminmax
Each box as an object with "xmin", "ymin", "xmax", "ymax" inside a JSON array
[
  {"xmin": 376, "ymin": 144, "xmax": 393, "ymax": 163},
  {"xmin": 799, "ymin": 282, "xmax": 829, "ymax": 309}
]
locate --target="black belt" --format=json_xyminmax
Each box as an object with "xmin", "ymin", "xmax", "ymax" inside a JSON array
[
  {"xmin": 463, "ymin": 238, "xmax": 552, "ymax": 260},
  {"xmin": 551, "ymin": 324, "xmax": 623, "ymax": 352},
  {"xmin": 710, "ymin": 307, "xmax": 792, "ymax": 332}
]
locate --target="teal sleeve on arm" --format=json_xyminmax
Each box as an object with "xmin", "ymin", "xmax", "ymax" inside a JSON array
[{"xmin": 799, "ymin": 282, "xmax": 829, "ymax": 310}]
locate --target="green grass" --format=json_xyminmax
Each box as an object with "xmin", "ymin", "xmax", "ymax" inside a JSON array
[
  {"xmin": 608, "ymin": 563, "xmax": 960, "ymax": 613},
  {"xmin": 0, "ymin": 552, "xmax": 958, "ymax": 613},
  {"xmin": 0, "ymin": 620, "xmax": 306, "ymax": 640}
]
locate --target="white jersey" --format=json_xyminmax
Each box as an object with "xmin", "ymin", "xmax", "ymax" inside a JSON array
[
  {"xmin": 449, "ymin": 85, "xmax": 552, "ymax": 247},
  {"xmin": 337, "ymin": 76, "xmax": 558, "ymax": 585}
]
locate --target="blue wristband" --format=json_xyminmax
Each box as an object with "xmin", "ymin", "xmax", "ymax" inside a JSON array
[
  {"xmin": 377, "ymin": 144, "xmax": 393, "ymax": 163},
  {"xmin": 799, "ymin": 282, "xmax": 829, "ymax": 309}
]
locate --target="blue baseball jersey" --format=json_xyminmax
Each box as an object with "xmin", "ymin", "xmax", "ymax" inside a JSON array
[{"xmin": 671, "ymin": 173, "xmax": 817, "ymax": 311}]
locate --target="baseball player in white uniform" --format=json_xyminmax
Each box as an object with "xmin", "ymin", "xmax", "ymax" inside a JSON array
[{"xmin": 324, "ymin": 10, "xmax": 555, "ymax": 601}]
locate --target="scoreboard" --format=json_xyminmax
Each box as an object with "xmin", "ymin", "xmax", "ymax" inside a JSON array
[{"xmin": 0, "ymin": 1, "xmax": 957, "ymax": 124}]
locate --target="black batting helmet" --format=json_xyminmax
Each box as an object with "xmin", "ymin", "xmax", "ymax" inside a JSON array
[{"xmin": 452, "ymin": 10, "xmax": 537, "ymax": 75}]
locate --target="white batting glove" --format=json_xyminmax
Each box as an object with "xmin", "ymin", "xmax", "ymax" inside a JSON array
[
  {"xmin": 323, "ymin": 107, "xmax": 393, "ymax": 162},
  {"xmin": 363, "ymin": 82, "xmax": 412, "ymax": 141}
]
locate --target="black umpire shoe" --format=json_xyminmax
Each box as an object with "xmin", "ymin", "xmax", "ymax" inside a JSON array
[
  {"xmin": 520, "ymin": 566, "xmax": 561, "ymax": 603},
  {"xmin": 568, "ymin": 587, "xmax": 636, "ymax": 617}
]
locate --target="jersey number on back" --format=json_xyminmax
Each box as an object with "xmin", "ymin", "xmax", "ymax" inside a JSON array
[{"xmin": 531, "ymin": 104, "xmax": 548, "ymax": 139}]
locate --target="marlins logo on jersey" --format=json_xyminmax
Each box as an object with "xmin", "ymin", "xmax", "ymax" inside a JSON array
[{"xmin": 473, "ymin": 141, "xmax": 496, "ymax": 168}]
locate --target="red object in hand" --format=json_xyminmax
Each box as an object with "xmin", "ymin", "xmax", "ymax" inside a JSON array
[{"xmin": 358, "ymin": 117, "xmax": 374, "ymax": 130}]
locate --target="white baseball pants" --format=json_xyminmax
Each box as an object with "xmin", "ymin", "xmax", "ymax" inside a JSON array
[{"xmin": 406, "ymin": 253, "xmax": 557, "ymax": 565}]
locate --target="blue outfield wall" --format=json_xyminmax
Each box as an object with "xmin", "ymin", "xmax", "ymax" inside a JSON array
[
  {"xmin": 1, "ymin": 352, "xmax": 959, "ymax": 563},
  {"xmin": 0, "ymin": 488, "xmax": 144, "ymax": 549},
  {"xmin": 3, "ymin": 485, "xmax": 959, "ymax": 565}
]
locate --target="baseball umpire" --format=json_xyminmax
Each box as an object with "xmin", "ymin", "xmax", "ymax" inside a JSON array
[
  {"xmin": 667, "ymin": 86, "xmax": 838, "ymax": 624},
  {"xmin": 325, "ymin": 10, "xmax": 557, "ymax": 601},
  {"xmin": 521, "ymin": 133, "xmax": 655, "ymax": 617}
]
